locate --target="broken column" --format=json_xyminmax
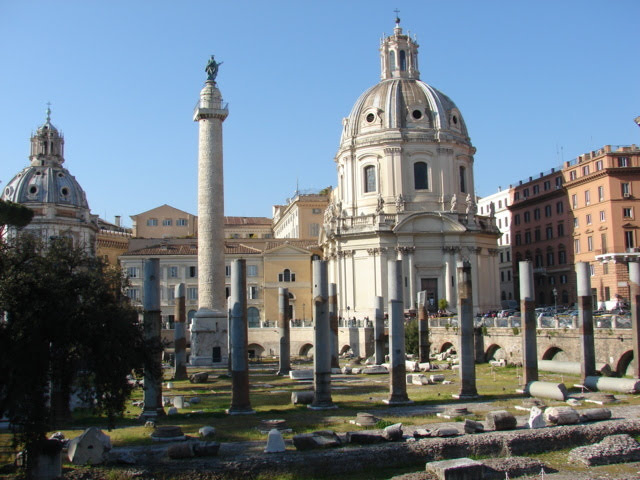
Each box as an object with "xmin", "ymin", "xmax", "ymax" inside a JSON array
[
  {"xmin": 227, "ymin": 259, "xmax": 254, "ymax": 415},
  {"xmin": 454, "ymin": 261, "xmax": 478, "ymax": 399},
  {"xmin": 385, "ymin": 259, "xmax": 412, "ymax": 405},
  {"xmin": 520, "ymin": 260, "xmax": 538, "ymax": 385},
  {"xmin": 329, "ymin": 283, "xmax": 340, "ymax": 369},
  {"xmin": 374, "ymin": 296, "xmax": 385, "ymax": 365},
  {"xmin": 173, "ymin": 283, "xmax": 188, "ymax": 380},
  {"xmin": 141, "ymin": 258, "xmax": 165, "ymax": 419},
  {"xmin": 576, "ymin": 261, "xmax": 596, "ymax": 380},
  {"xmin": 630, "ymin": 261, "xmax": 640, "ymax": 379},
  {"xmin": 276, "ymin": 287, "xmax": 291, "ymax": 376},
  {"xmin": 417, "ymin": 290, "xmax": 430, "ymax": 363},
  {"xmin": 310, "ymin": 260, "xmax": 336, "ymax": 410}
]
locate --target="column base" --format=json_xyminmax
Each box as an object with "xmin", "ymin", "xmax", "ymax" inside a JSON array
[
  {"xmin": 226, "ymin": 407, "xmax": 256, "ymax": 415},
  {"xmin": 383, "ymin": 397, "xmax": 414, "ymax": 406},
  {"xmin": 138, "ymin": 408, "xmax": 166, "ymax": 421},
  {"xmin": 276, "ymin": 369, "xmax": 291, "ymax": 376},
  {"xmin": 308, "ymin": 403, "xmax": 338, "ymax": 410},
  {"xmin": 452, "ymin": 393, "xmax": 479, "ymax": 400}
]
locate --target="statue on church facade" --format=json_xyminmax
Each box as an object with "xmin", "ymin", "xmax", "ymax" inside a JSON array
[
  {"xmin": 450, "ymin": 193, "xmax": 457, "ymax": 213},
  {"xmin": 205, "ymin": 55, "xmax": 223, "ymax": 82}
]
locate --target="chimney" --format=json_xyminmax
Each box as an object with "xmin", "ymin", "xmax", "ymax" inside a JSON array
[{"xmin": 115, "ymin": 215, "xmax": 121, "ymax": 227}]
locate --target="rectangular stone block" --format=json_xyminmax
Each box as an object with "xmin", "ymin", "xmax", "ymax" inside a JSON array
[
  {"xmin": 426, "ymin": 458, "xmax": 483, "ymax": 480},
  {"xmin": 289, "ymin": 369, "xmax": 314, "ymax": 380}
]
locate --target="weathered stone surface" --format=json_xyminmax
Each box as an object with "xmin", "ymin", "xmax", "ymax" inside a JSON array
[
  {"xmin": 433, "ymin": 427, "xmax": 459, "ymax": 437},
  {"xmin": 569, "ymin": 434, "xmax": 640, "ymax": 466},
  {"xmin": 579, "ymin": 408, "xmax": 612, "ymax": 422},
  {"xmin": 463, "ymin": 419, "xmax": 484, "ymax": 434},
  {"xmin": 382, "ymin": 423, "xmax": 403, "ymax": 441},
  {"xmin": 151, "ymin": 426, "xmax": 185, "ymax": 442},
  {"xmin": 425, "ymin": 457, "xmax": 483, "ymax": 480},
  {"xmin": 291, "ymin": 391, "xmax": 314, "ymax": 405},
  {"xmin": 527, "ymin": 406, "xmax": 546, "ymax": 429},
  {"xmin": 482, "ymin": 457, "xmax": 553, "ymax": 480},
  {"xmin": 443, "ymin": 406, "xmax": 470, "ymax": 417},
  {"xmin": 67, "ymin": 427, "xmax": 112, "ymax": 465},
  {"xmin": 265, "ymin": 428, "xmax": 286, "ymax": 453},
  {"xmin": 189, "ymin": 372, "xmax": 208, "ymax": 384},
  {"xmin": 362, "ymin": 365, "xmax": 388, "ymax": 374},
  {"xmin": 172, "ymin": 396, "xmax": 184, "ymax": 409},
  {"xmin": 406, "ymin": 360, "xmax": 419, "ymax": 372},
  {"xmin": 430, "ymin": 374, "xmax": 445, "ymax": 383},
  {"xmin": 292, "ymin": 430, "xmax": 341, "ymax": 450},
  {"xmin": 341, "ymin": 366, "xmax": 352, "ymax": 374},
  {"xmin": 167, "ymin": 443, "xmax": 194, "ymax": 459},
  {"xmin": 413, "ymin": 428, "xmax": 431, "ymax": 439},
  {"xmin": 354, "ymin": 412, "xmax": 379, "ymax": 426},
  {"xmin": 419, "ymin": 362, "xmax": 431, "ymax": 372},
  {"xmin": 485, "ymin": 410, "xmax": 517, "ymax": 431},
  {"xmin": 348, "ymin": 431, "xmax": 385, "ymax": 444},
  {"xmin": 193, "ymin": 441, "xmax": 220, "ymax": 457},
  {"xmin": 407, "ymin": 374, "xmax": 429, "ymax": 385},
  {"xmin": 198, "ymin": 426, "xmax": 216, "ymax": 439},
  {"xmin": 544, "ymin": 406, "xmax": 580, "ymax": 425},
  {"xmin": 167, "ymin": 407, "xmax": 178, "ymax": 415},
  {"xmin": 289, "ymin": 369, "xmax": 314, "ymax": 380}
]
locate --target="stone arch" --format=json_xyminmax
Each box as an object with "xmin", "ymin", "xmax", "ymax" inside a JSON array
[
  {"xmin": 542, "ymin": 346, "xmax": 567, "ymax": 361},
  {"xmin": 616, "ymin": 350, "xmax": 634, "ymax": 376},
  {"xmin": 247, "ymin": 343, "xmax": 265, "ymax": 359},
  {"xmin": 299, "ymin": 343, "xmax": 314, "ymax": 358},
  {"xmin": 440, "ymin": 341, "xmax": 455, "ymax": 354},
  {"xmin": 485, "ymin": 343, "xmax": 506, "ymax": 362}
]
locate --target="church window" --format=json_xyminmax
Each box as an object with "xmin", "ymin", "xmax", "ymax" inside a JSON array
[
  {"xmin": 412, "ymin": 110, "xmax": 422, "ymax": 120},
  {"xmin": 452, "ymin": 115, "xmax": 458, "ymax": 125},
  {"xmin": 366, "ymin": 113, "xmax": 375, "ymax": 123},
  {"xmin": 399, "ymin": 50, "xmax": 407, "ymax": 71},
  {"xmin": 413, "ymin": 162, "xmax": 429, "ymax": 190},
  {"xmin": 459, "ymin": 166, "xmax": 467, "ymax": 193},
  {"xmin": 364, "ymin": 165, "xmax": 376, "ymax": 193},
  {"xmin": 61, "ymin": 187, "xmax": 69, "ymax": 196},
  {"xmin": 389, "ymin": 51, "xmax": 396, "ymax": 71},
  {"xmin": 29, "ymin": 185, "xmax": 38, "ymax": 195}
]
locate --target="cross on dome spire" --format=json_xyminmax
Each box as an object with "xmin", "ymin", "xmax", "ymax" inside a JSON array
[{"xmin": 46, "ymin": 102, "xmax": 52, "ymax": 123}]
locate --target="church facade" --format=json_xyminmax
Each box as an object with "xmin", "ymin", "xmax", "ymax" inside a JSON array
[{"xmin": 320, "ymin": 19, "xmax": 500, "ymax": 317}]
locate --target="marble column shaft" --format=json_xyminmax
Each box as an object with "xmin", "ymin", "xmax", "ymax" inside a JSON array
[
  {"xmin": 417, "ymin": 291, "xmax": 430, "ymax": 364},
  {"xmin": 374, "ymin": 296, "xmax": 385, "ymax": 365},
  {"xmin": 329, "ymin": 283, "xmax": 340, "ymax": 369},
  {"xmin": 310, "ymin": 260, "xmax": 336, "ymax": 409},
  {"xmin": 277, "ymin": 287, "xmax": 291, "ymax": 376},
  {"xmin": 629, "ymin": 262, "xmax": 640, "ymax": 379},
  {"xmin": 576, "ymin": 262, "xmax": 596, "ymax": 380},
  {"xmin": 228, "ymin": 259, "xmax": 254, "ymax": 414},
  {"xmin": 456, "ymin": 261, "xmax": 478, "ymax": 399},
  {"xmin": 173, "ymin": 283, "xmax": 188, "ymax": 380},
  {"xmin": 519, "ymin": 261, "xmax": 538, "ymax": 384},
  {"xmin": 386, "ymin": 259, "xmax": 411, "ymax": 405},
  {"xmin": 142, "ymin": 259, "xmax": 164, "ymax": 418}
]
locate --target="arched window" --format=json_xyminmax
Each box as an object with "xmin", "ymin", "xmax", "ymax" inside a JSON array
[
  {"xmin": 248, "ymin": 307, "xmax": 260, "ymax": 328},
  {"xmin": 459, "ymin": 166, "xmax": 467, "ymax": 193},
  {"xmin": 364, "ymin": 165, "xmax": 376, "ymax": 193},
  {"xmin": 399, "ymin": 50, "xmax": 406, "ymax": 71},
  {"xmin": 414, "ymin": 162, "xmax": 429, "ymax": 190},
  {"xmin": 389, "ymin": 51, "xmax": 396, "ymax": 71},
  {"xmin": 278, "ymin": 269, "xmax": 296, "ymax": 282}
]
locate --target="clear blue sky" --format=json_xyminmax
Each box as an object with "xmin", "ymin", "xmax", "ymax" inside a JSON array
[{"xmin": 1, "ymin": 1, "xmax": 638, "ymax": 227}]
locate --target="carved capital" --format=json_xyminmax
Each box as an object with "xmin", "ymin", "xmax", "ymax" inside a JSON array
[{"xmin": 384, "ymin": 147, "xmax": 402, "ymax": 155}]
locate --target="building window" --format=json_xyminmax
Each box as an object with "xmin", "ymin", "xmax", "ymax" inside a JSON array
[
  {"xmin": 619, "ymin": 157, "xmax": 629, "ymax": 167},
  {"xmin": 414, "ymin": 162, "xmax": 429, "ymax": 190},
  {"xmin": 586, "ymin": 214, "xmax": 592, "ymax": 225},
  {"xmin": 574, "ymin": 217, "xmax": 579, "ymax": 228},
  {"xmin": 364, "ymin": 165, "xmax": 376, "ymax": 193},
  {"xmin": 248, "ymin": 307, "xmax": 260, "ymax": 328},
  {"xmin": 278, "ymin": 269, "xmax": 296, "ymax": 282},
  {"xmin": 546, "ymin": 226, "xmax": 553, "ymax": 239},
  {"xmin": 459, "ymin": 166, "xmax": 467, "ymax": 193},
  {"xmin": 556, "ymin": 201, "xmax": 563, "ymax": 214},
  {"xmin": 545, "ymin": 205, "xmax": 552, "ymax": 217},
  {"xmin": 604, "ymin": 264, "xmax": 609, "ymax": 275},
  {"xmin": 589, "ymin": 264, "xmax": 595, "ymax": 276},
  {"xmin": 560, "ymin": 275, "xmax": 568, "ymax": 284},
  {"xmin": 582, "ymin": 166, "xmax": 590, "ymax": 176},
  {"xmin": 625, "ymin": 231, "xmax": 635, "ymax": 249},
  {"xmin": 622, "ymin": 183, "xmax": 631, "ymax": 197},
  {"xmin": 600, "ymin": 210, "xmax": 605, "ymax": 222},
  {"xmin": 557, "ymin": 223, "xmax": 564, "ymax": 237},
  {"xmin": 534, "ymin": 208, "xmax": 541, "ymax": 220},
  {"xmin": 534, "ymin": 228, "xmax": 541, "ymax": 241},
  {"xmin": 168, "ymin": 266, "xmax": 178, "ymax": 278},
  {"xmin": 571, "ymin": 194, "xmax": 578, "ymax": 209},
  {"xmin": 533, "ymin": 185, "xmax": 540, "ymax": 195},
  {"xmin": 556, "ymin": 176, "xmax": 563, "ymax": 188},
  {"xmin": 309, "ymin": 223, "xmax": 320, "ymax": 237},
  {"xmin": 163, "ymin": 219, "xmax": 172, "ymax": 226},
  {"xmin": 515, "ymin": 234, "xmax": 522, "ymax": 246},
  {"xmin": 167, "ymin": 287, "xmax": 175, "ymax": 301},
  {"xmin": 547, "ymin": 251, "xmax": 554, "ymax": 266},
  {"xmin": 558, "ymin": 249, "xmax": 567, "ymax": 264},
  {"xmin": 248, "ymin": 285, "xmax": 258, "ymax": 300},
  {"xmin": 507, "ymin": 270, "xmax": 511, "ymax": 281},
  {"xmin": 596, "ymin": 160, "xmax": 603, "ymax": 171},
  {"xmin": 147, "ymin": 218, "xmax": 158, "ymax": 226},
  {"xmin": 498, "ymin": 200, "xmax": 503, "ymax": 208},
  {"xmin": 189, "ymin": 266, "xmax": 197, "ymax": 278},
  {"xmin": 127, "ymin": 266, "xmax": 140, "ymax": 278},
  {"xmin": 523, "ymin": 188, "xmax": 529, "ymax": 198},
  {"xmin": 584, "ymin": 190, "xmax": 590, "ymax": 205},
  {"xmin": 177, "ymin": 218, "xmax": 188, "ymax": 226},
  {"xmin": 225, "ymin": 265, "xmax": 231, "ymax": 277},
  {"xmin": 524, "ymin": 231, "xmax": 531, "ymax": 244},
  {"xmin": 574, "ymin": 239, "xmax": 581, "ymax": 254},
  {"xmin": 535, "ymin": 253, "xmax": 543, "ymax": 268},
  {"xmin": 623, "ymin": 207, "xmax": 633, "ymax": 218},
  {"xmin": 247, "ymin": 265, "xmax": 258, "ymax": 277},
  {"xmin": 524, "ymin": 211, "xmax": 530, "ymax": 223},
  {"xmin": 544, "ymin": 180, "xmax": 551, "ymax": 191},
  {"xmin": 515, "ymin": 214, "xmax": 520, "ymax": 225},
  {"xmin": 187, "ymin": 287, "xmax": 198, "ymax": 300},
  {"xmin": 514, "ymin": 192, "xmax": 520, "ymax": 201},
  {"xmin": 569, "ymin": 170, "xmax": 577, "ymax": 181},
  {"xmin": 126, "ymin": 288, "xmax": 140, "ymax": 301},
  {"xmin": 598, "ymin": 186, "xmax": 605, "ymax": 202},
  {"xmin": 601, "ymin": 233, "xmax": 608, "ymax": 254},
  {"xmin": 587, "ymin": 236, "xmax": 593, "ymax": 252}
]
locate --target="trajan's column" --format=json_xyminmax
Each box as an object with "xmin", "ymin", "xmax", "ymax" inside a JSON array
[{"xmin": 190, "ymin": 56, "xmax": 229, "ymax": 365}]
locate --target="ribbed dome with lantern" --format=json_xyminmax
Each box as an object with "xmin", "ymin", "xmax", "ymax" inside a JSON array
[{"xmin": 1, "ymin": 107, "xmax": 98, "ymax": 251}]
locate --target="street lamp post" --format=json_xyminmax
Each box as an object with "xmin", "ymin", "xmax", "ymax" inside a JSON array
[{"xmin": 553, "ymin": 287, "xmax": 558, "ymax": 316}]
